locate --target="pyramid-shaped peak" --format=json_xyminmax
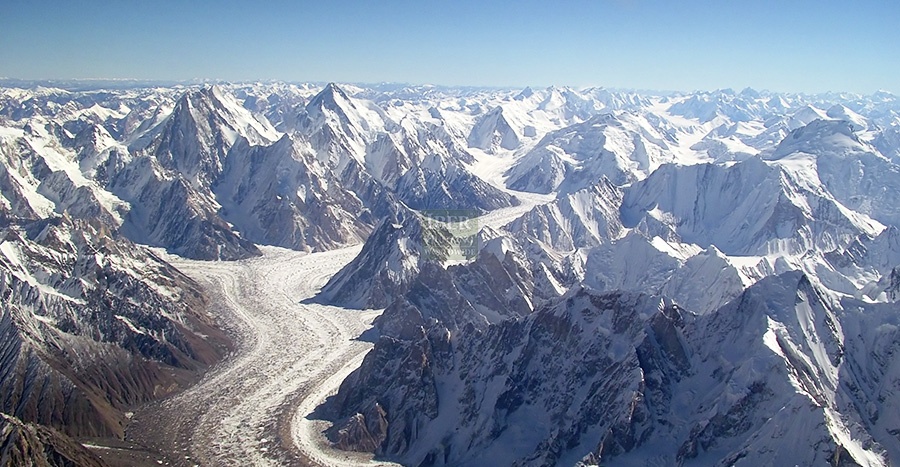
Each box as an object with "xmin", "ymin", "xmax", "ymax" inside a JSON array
[
  {"xmin": 164, "ymin": 84, "xmax": 278, "ymax": 149},
  {"xmin": 310, "ymin": 83, "xmax": 351, "ymax": 105},
  {"xmin": 304, "ymin": 83, "xmax": 359, "ymax": 119},
  {"xmin": 202, "ymin": 83, "xmax": 224, "ymax": 94},
  {"xmin": 173, "ymin": 85, "xmax": 250, "ymax": 119},
  {"xmin": 184, "ymin": 83, "xmax": 225, "ymax": 99},
  {"xmin": 322, "ymin": 82, "xmax": 345, "ymax": 94},
  {"xmin": 175, "ymin": 85, "xmax": 230, "ymax": 112},
  {"xmin": 514, "ymin": 86, "xmax": 535, "ymax": 100}
]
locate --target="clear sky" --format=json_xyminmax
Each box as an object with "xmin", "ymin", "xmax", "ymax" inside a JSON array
[{"xmin": 2, "ymin": 0, "xmax": 898, "ymax": 94}]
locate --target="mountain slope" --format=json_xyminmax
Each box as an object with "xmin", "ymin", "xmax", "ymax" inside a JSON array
[
  {"xmin": 620, "ymin": 156, "xmax": 882, "ymax": 256},
  {"xmin": 0, "ymin": 412, "xmax": 109, "ymax": 467},
  {"xmin": 506, "ymin": 112, "xmax": 675, "ymax": 194},
  {"xmin": 0, "ymin": 215, "xmax": 229, "ymax": 438},
  {"xmin": 317, "ymin": 213, "xmax": 455, "ymax": 309},
  {"xmin": 215, "ymin": 134, "xmax": 374, "ymax": 251},
  {"xmin": 142, "ymin": 85, "xmax": 278, "ymax": 185},
  {"xmin": 768, "ymin": 119, "xmax": 900, "ymax": 228},
  {"xmin": 506, "ymin": 178, "xmax": 624, "ymax": 252},
  {"xmin": 299, "ymin": 83, "xmax": 518, "ymax": 213},
  {"xmin": 328, "ymin": 273, "xmax": 897, "ymax": 466},
  {"xmin": 5, "ymin": 81, "xmax": 900, "ymax": 466}
]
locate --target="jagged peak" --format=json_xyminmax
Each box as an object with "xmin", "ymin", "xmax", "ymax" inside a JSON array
[
  {"xmin": 514, "ymin": 86, "xmax": 534, "ymax": 100},
  {"xmin": 485, "ymin": 104, "xmax": 506, "ymax": 117},
  {"xmin": 165, "ymin": 84, "xmax": 278, "ymax": 146},
  {"xmin": 307, "ymin": 82, "xmax": 354, "ymax": 111},
  {"xmin": 175, "ymin": 86, "xmax": 212, "ymax": 107},
  {"xmin": 546, "ymin": 284, "xmax": 678, "ymax": 334},
  {"xmin": 171, "ymin": 86, "xmax": 231, "ymax": 122}
]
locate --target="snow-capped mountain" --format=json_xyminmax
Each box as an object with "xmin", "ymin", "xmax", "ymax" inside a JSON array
[
  {"xmin": 140, "ymin": 85, "xmax": 279, "ymax": 185},
  {"xmin": 296, "ymin": 82, "xmax": 386, "ymax": 172},
  {"xmin": 768, "ymin": 119, "xmax": 900, "ymax": 227},
  {"xmin": 296, "ymin": 83, "xmax": 518, "ymax": 212},
  {"xmin": 214, "ymin": 134, "xmax": 375, "ymax": 251},
  {"xmin": 667, "ymin": 88, "xmax": 780, "ymax": 123},
  {"xmin": 330, "ymin": 272, "xmax": 900, "ymax": 466},
  {"xmin": 873, "ymin": 124, "xmax": 900, "ymax": 163},
  {"xmin": 466, "ymin": 86, "xmax": 648, "ymax": 154},
  {"xmin": 4, "ymin": 80, "xmax": 900, "ymax": 466},
  {"xmin": 468, "ymin": 105, "xmax": 525, "ymax": 152},
  {"xmin": 0, "ymin": 81, "xmax": 523, "ymax": 261},
  {"xmin": 620, "ymin": 156, "xmax": 882, "ymax": 256},
  {"xmin": 313, "ymin": 85, "xmax": 900, "ymax": 465},
  {"xmin": 505, "ymin": 178, "xmax": 624, "ymax": 252},
  {"xmin": 318, "ymin": 212, "xmax": 455, "ymax": 309},
  {"xmin": 505, "ymin": 112, "xmax": 676, "ymax": 194}
]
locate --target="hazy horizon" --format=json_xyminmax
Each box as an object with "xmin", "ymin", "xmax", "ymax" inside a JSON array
[
  {"xmin": 2, "ymin": 0, "xmax": 898, "ymax": 95},
  {"xmin": 1, "ymin": 77, "xmax": 897, "ymax": 98}
]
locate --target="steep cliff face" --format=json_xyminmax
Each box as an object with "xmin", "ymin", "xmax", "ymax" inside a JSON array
[
  {"xmin": 316, "ymin": 89, "xmax": 900, "ymax": 466},
  {"xmin": 620, "ymin": 157, "xmax": 880, "ymax": 256},
  {"xmin": 110, "ymin": 87, "xmax": 272, "ymax": 260},
  {"xmin": 98, "ymin": 83, "xmax": 515, "ymax": 260},
  {"xmin": 299, "ymin": 83, "xmax": 518, "ymax": 213},
  {"xmin": 214, "ymin": 135, "xmax": 376, "ymax": 252},
  {"xmin": 145, "ymin": 85, "xmax": 279, "ymax": 186},
  {"xmin": 888, "ymin": 268, "xmax": 900, "ymax": 302},
  {"xmin": 110, "ymin": 155, "xmax": 261, "ymax": 260},
  {"xmin": 328, "ymin": 287, "xmax": 690, "ymax": 466},
  {"xmin": 770, "ymin": 119, "xmax": 900, "ymax": 228},
  {"xmin": 506, "ymin": 179, "xmax": 624, "ymax": 252},
  {"xmin": 329, "ymin": 273, "xmax": 899, "ymax": 466}
]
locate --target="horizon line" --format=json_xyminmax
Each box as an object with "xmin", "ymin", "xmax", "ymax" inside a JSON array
[{"xmin": 0, "ymin": 77, "xmax": 895, "ymax": 98}]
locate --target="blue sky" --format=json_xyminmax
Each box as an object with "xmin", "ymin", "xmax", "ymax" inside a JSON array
[{"xmin": 2, "ymin": 0, "xmax": 898, "ymax": 93}]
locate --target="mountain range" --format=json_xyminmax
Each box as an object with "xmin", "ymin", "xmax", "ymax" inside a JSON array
[{"xmin": 2, "ymin": 80, "xmax": 900, "ymax": 466}]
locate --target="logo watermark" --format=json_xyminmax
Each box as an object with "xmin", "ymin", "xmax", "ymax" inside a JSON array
[{"xmin": 420, "ymin": 209, "xmax": 481, "ymax": 261}]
